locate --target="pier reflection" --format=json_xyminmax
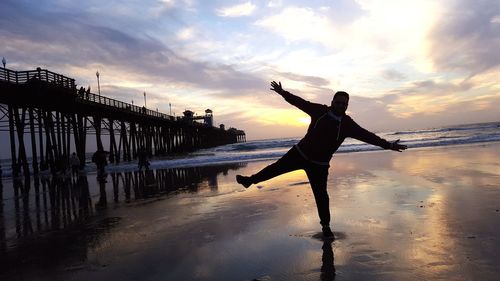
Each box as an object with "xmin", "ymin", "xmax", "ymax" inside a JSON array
[{"xmin": 0, "ymin": 163, "xmax": 246, "ymax": 276}]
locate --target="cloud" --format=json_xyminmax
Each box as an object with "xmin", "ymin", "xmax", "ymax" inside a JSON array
[
  {"xmin": 254, "ymin": 1, "xmax": 440, "ymax": 84},
  {"xmin": 267, "ymin": 0, "xmax": 283, "ymax": 8},
  {"xmin": 376, "ymin": 75, "xmax": 497, "ymax": 122},
  {"xmin": 216, "ymin": 2, "xmax": 256, "ymax": 17},
  {"xmin": 176, "ymin": 27, "xmax": 195, "ymax": 40},
  {"xmin": 382, "ymin": 69, "xmax": 407, "ymax": 81},
  {"xmin": 347, "ymin": 90, "xmax": 500, "ymax": 134},
  {"xmin": 255, "ymin": 7, "xmax": 335, "ymax": 45},
  {"xmin": 383, "ymin": 79, "xmax": 475, "ymax": 118},
  {"xmin": 0, "ymin": 1, "xmax": 267, "ymax": 95},
  {"xmin": 277, "ymin": 72, "xmax": 330, "ymax": 87},
  {"xmin": 160, "ymin": 0, "xmax": 175, "ymax": 6},
  {"xmin": 342, "ymin": 66, "xmax": 500, "ymax": 133},
  {"xmin": 428, "ymin": 0, "xmax": 500, "ymax": 76}
]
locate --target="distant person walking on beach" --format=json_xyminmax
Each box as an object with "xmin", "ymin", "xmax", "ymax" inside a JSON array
[
  {"xmin": 69, "ymin": 152, "xmax": 80, "ymax": 177},
  {"xmin": 92, "ymin": 148, "xmax": 108, "ymax": 181},
  {"xmin": 55, "ymin": 154, "xmax": 69, "ymax": 178},
  {"xmin": 137, "ymin": 147, "xmax": 150, "ymax": 170},
  {"xmin": 236, "ymin": 81, "xmax": 407, "ymax": 239}
]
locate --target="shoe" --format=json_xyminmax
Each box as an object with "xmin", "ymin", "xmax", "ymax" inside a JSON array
[
  {"xmin": 322, "ymin": 226, "xmax": 335, "ymax": 240},
  {"xmin": 236, "ymin": 175, "xmax": 252, "ymax": 188}
]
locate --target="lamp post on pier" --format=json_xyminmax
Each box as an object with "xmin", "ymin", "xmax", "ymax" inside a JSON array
[
  {"xmin": 2, "ymin": 57, "xmax": 6, "ymax": 69},
  {"xmin": 144, "ymin": 91, "xmax": 147, "ymax": 108},
  {"xmin": 96, "ymin": 71, "xmax": 101, "ymax": 101}
]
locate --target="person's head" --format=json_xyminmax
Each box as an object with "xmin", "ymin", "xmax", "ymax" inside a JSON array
[{"xmin": 331, "ymin": 91, "xmax": 349, "ymax": 116}]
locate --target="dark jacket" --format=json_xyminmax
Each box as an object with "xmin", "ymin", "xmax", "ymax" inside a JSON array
[
  {"xmin": 281, "ymin": 91, "xmax": 392, "ymax": 165},
  {"xmin": 92, "ymin": 150, "xmax": 108, "ymax": 168}
]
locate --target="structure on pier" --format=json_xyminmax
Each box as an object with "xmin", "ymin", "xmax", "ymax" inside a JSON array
[
  {"xmin": 182, "ymin": 109, "xmax": 214, "ymax": 127},
  {"xmin": 0, "ymin": 67, "xmax": 246, "ymax": 177}
]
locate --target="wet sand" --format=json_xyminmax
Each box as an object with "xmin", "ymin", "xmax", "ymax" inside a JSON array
[{"xmin": 1, "ymin": 142, "xmax": 500, "ymax": 280}]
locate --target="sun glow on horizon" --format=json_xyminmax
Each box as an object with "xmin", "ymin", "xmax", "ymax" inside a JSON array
[{"xmin": 248, "ymin": 108, "xmax": 311, "ymax": 128}]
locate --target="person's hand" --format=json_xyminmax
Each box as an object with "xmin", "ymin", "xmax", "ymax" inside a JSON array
[
  {"xmin": 270, "ymin": 81, "xmax": 284, "ymax": 95},
  {"xmin": 390, "ymin": 139, "xmax": 407, "ymax": 152}
]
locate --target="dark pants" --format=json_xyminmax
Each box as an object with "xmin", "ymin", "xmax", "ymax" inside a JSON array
[
  {"xmin": 250, "ymin": 146, "xmax": 331, "ymax": 226},
  {"xmin": 71, "ymin": 165, "xmax": 79, "ymax": 176}
]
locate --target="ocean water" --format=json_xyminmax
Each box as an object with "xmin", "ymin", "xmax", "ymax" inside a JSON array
[
  {"xmin": 2, "ymin": 122, "xmax": 500, "ymax": 177},
  {"xmin": 108, "ymin": 121, "xmax": 500, "ymax": 172}
]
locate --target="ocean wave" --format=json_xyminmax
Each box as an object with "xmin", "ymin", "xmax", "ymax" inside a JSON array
[
  {"xmin": 390, "ymin": 122, "xmax": 500, "ymax": 136},
  {"xmin": 200, "ymin": 138, "xmax": 299, "ymax": 153},
  {"xmin": 109, "ymin": 134, "xmax": 500, "ymax": 172}
]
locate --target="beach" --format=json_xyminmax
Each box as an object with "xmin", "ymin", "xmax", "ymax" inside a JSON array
[{"xmin": 1, "ymin": 142, "xmax": 500, "ymax": 280}]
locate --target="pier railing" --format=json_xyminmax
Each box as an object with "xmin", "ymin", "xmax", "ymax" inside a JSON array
[
  {"xmin": 81, "ymin": 91, "xmax": 180, "ymax": 121},
  {"xmin": 0, "ymin": 67, "xmax": 75, "ymax": 89},
  {"xmin": 0, "ymin": 67, "xmax": 184, "ymax": 122}
]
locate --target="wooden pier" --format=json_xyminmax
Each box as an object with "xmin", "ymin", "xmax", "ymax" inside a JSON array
[{"xmin": 0, "ymin": 67, "xmax": 246, "ymax": 177}]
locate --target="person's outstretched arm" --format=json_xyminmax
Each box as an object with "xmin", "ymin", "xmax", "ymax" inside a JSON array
[
  {"xmin": 270, "ymin": 81, "xmax": 320, "ymax": 115},
  {"xmin": 348, "ymin": 117, "xmax": 408, "ymax": 152}
]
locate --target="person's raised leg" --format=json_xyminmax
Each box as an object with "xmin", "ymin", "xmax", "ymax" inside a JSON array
[
  {"xmin": 236, "ymin": 146, "xmax": 302, "ymax": 188},
  {"xmin": 306, "ymin": 165, "xmax": 334, "ymax": 239}
]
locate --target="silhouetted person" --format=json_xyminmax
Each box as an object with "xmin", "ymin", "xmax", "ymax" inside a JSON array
[
  {"xmin": 78, "ymin": 86, "xmax": 85, "ymax": 98},
  {"xmin": 28, "ymin": 74, "xmax": 40, "ymax": 83},
  {"xmin": 39, "ymin": 161, "xmax": 49, "ymax": 174},
  {"xmin": 92, "ymin": 148, "xmax": 108, "ymax": 182},
  {"xmin": 69, "ymin": 152, "xmax": 80, "ymax": 177},
  {"xmin": 236, "ymin": 81, "xmax": 407, "ymax": 239},
  {"xmin": 137, "ymin": 147, "xmax": 150, "ymax": 170},
  {"xmin": 55, "ymin": 154, "xmax": 69, "ymax": 178}
]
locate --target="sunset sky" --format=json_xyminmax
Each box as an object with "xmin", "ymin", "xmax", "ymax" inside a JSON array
[{"xmin": 1, "ymin": 0, "xmax": 499, "ymax": 140}]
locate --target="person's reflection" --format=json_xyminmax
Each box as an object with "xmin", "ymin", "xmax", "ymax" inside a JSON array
[
  {"xmin": 208, "ymin": 174, "xmax": 218, "ymax": 191},
  {"xmin": 40, "ymin": 175, "xmax": 50, "ymax": 226},
  {"xmin": 124, "ymin": 171, "xmax": 132, "ymax": 202},
  {"xmin": 145, "ymin": 169, "xmax": 157, "ymax": 196},
  {"xmin": 13, "ymin": 176, "xmax": 22, "ymax": 237},
  {"xmin": 321, "ymin": 240, "xmax": 336, "ymax": 281},
  {"xmin": 95, "ymin": 174, "xmax": 108, "ymax": 209},
  {"xmin": 34, "ymin": 176, "xmax": 42, "ymax": 231},
  {"xmin": 76, "ymin": 171, "xmax": 92, "ymax": 218},
  {"xmin": 21, "ymin": 176, "xmax": 33, "ymax": 237},
  {"xmin": 0, "ymin": 179, "xmax": 5, "ymax": 253},
  {"xmin": 111, "ymin": 173, "xmax": 120, "ymax": 203}
]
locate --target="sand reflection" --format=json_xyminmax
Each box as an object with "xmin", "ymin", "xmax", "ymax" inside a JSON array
[{"xmin": 0, "ymin": 143, "xmax": 499, "ymax": 280}]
